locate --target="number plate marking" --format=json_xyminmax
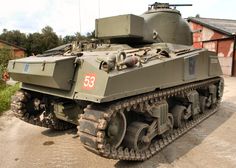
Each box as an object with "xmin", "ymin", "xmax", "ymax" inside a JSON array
[{"xmin": 82, "ymin": 74, "xmax": 96, "ymax": 90}]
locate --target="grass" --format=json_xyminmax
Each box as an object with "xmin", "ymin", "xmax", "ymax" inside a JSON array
[{"xmin": 0, "ymin": 83, "xmax": 19, "ymax": 115}]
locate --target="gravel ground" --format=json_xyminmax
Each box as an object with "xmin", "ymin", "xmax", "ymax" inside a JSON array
[{"xmin": 0, "ymin": 76, "xmax": 236, "ymax": 168}]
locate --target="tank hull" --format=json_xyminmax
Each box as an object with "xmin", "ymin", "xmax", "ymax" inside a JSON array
[{"xmin": 8, "ymin": 44, "xmax": 222, "ymax": 103}]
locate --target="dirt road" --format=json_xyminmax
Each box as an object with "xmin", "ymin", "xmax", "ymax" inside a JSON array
[{"xmin": 0, "ymin": 76, "xmax": 236, "ymax": 168}]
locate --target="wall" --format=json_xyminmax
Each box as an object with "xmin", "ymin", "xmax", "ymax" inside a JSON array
[
  {"xmin": 0, "ymin": 41, "xmax": 25, "ymax": 58},
  {"xmin": 189, "ymin": 22, "xmax": 235, "ymax": 76}
]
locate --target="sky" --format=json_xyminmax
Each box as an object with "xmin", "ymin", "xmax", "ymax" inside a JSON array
[{"xmin": 0, "ymin": 0, "xmax": 235, "ymax": 37}]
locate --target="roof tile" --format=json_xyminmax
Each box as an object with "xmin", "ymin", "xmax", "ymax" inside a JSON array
[{"xmin": 188, "ymin": 17, "xmax": 236, "ymax": 35}]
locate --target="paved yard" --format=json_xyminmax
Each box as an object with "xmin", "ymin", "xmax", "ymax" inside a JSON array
[{"xmin": 0, "ymin": 76, "xmax": 236, "ymax": 168}]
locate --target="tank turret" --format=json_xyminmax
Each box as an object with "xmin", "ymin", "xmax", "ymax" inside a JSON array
[{"xmin": 96, "ymin": 2, "xmax": 193, "ymax": 45}]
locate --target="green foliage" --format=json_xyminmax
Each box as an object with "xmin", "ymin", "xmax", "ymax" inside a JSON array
[
  {"xmin": 41, "ymin": 26, "xmax": 60, "ymax": 51},
  {"xmin": 0, "ymin": 48, "xmax": 12, "ymax": 80},
  {"xmin": 0, "ymin": 84, "xmax": 19, "ymax": 114},
  {"xmin": 26, "ymin": 26, "xmax": 60, "ymax": 55},
  {"xmin": 86, "ymin": 30, "xmax": 95, "ymax": 39},
  {"xmin": 0, "ymin": 27, "xmax": 96, "ymax": 56},
  {"xmin": 61, "ymin": 31, "xmax": 95, "ymax": 44},
  {"xmin": 62, "ymin": 35, "xmax": 77, "ymax": 44},
  {"xmin": 0, "ymin": 29, "xmax": 27, "ymax": 48},
  {"xmin": 75, "ymin": 32, "xmax": 87, "ymax": 41},
  {"xmin": 0, "ymin": 48, "xmax": 12, "ymax": 66},
  {"xmin": 26, "ymin": 32, "xmax": 44, "ymax": 55}
]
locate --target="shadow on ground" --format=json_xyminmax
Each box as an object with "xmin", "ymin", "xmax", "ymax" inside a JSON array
[
  {"xmin": 115, "ymin": 101, "xmax": 235, "ymax": 168},
  {"xmin": 41, "ymin": 127, "xmax": 78, "ymax": 138}
]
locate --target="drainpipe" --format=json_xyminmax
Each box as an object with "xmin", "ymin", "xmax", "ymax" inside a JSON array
[{"xmin": 232, "ymin": 33, "xmax": 236, "ymax": 76}]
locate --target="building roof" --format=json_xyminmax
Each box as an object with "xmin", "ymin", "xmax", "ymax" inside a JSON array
[
  {"xmin": 0, "ymin": 39, "xmax": 26, "ymax": 51},
  {"xmin": 188, "ymin": 17, "xmax": 236, "ymax": 36}
]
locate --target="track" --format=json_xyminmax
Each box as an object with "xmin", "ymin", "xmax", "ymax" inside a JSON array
[
  {"xmin": 11, "ymin": 91, "xmax": 76, "ymax": 131},
  {"xmin": 79, "ymin": 77, "xmax": 223, "ymax": 161}
]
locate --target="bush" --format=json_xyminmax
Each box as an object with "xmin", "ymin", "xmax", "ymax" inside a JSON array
[
  {"xmin": 0, "ymin": 84, "xmax": 19, "ymax": 114},
  {"xmin": 0, "ymin": 44, "xmax": 19, "ymax": 114},
  {"xmin": 0, "ymin": 48, "xmax": 12, "ymax": 81}
]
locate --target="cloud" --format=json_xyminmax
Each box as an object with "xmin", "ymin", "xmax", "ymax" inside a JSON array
[{"xmin": 0, "ymin": 0, "xmax": 235, "ymax": 36}]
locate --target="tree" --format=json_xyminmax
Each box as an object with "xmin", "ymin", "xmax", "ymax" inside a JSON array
[
  {"xmin": 0, "ymin": 26, "xmax": 97, "ymax": 56},
  {"xmin": 0, "ymin": 48, "xmax": 12, "ymax": 82},
  {"xmin": 26, "ymin": 33, "xmax": 44, "ymax": 55},
  {"xmin": 0, "ymin": 29, "xmax": 27, "ymax": 49},
  {"xmin": 75, "ymin": 32, "xmax": 86, "ymax": 41},
  {"xmin": 26, "ymin": 26, "xmax": 61, "ymax": 55},
  {"xmin": 86, "ymin": 30, "xmax": 95, "ymax": 39},
  {"xmin": 62, "ymin": 35, "xmax": 76, "ymax": 44},
  {"xmin": 3, "ymin": 29, "xmax": 7, "ymax": 33},
  {"xmin": 58, "ymin": 35, "xmax": 64, "ymax": 46},
  {"xmin": 41, "ymin": 26, "xmax": 60, "ymax": 51}
]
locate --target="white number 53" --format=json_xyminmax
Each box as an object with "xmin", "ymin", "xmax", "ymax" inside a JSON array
[{"xmin": 83, "ymin": 74, "xmax": 96, "ymax": 90}]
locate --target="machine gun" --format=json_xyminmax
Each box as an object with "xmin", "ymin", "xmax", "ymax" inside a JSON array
[{"xmin": 148, "ymin": 2, "xmax": 192, "ymax": 10}]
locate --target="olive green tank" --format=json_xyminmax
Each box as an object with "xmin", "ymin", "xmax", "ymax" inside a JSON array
[{"xmin": 8, "ymin": 2, "xmax": 224, "ymax": 161}]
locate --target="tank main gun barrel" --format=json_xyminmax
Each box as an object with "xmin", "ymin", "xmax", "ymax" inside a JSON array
[{"xmin": 169, "ymin": 4, "xmax": 192, "ymax": 7}]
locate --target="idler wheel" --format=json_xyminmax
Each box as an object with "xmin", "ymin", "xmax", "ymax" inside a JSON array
[
  {"xmin": 123, "ymin": 122, "xmax": 150, "ymax": 151},
  {"xmin": 106, "ymin": 111, "xmax": 127, "ymax": 148}
]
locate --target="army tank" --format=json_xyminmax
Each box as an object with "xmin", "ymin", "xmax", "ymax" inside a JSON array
[{"xmin": 8, "ymin": 2, "xmax": 224, "ymax": 161}]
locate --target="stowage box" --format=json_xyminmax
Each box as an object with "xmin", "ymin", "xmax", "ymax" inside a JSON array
[
  {"xmin": 95, "ymin": 14, "xmax": 144, "ymax": 38},
  {"xmin": 8, "ymin": 56, "xmax": 76, "ymax": 90}
]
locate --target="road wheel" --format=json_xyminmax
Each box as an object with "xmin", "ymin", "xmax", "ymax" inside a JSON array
[
  {"xmin": 123, "ymin": 122, "xmax": 150, "ymax": 151},
  {"xmin": 106, "ymin": 111, "xmax": 127, "ymax": 148},
  {"xmin": 172, "ymin": 105, "xmax": 187, "ymax": 128}
]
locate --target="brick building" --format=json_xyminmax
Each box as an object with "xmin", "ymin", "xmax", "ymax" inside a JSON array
[
  {"xmin": 0, "ymin": 39, "xmax": 26, "ymax": 58},
  {"xmin": 187, "ymin": 17, "xmax": 236, "ymax": 76}
]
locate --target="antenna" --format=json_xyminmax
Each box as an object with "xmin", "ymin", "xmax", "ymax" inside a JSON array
[
  {"xmin": 98, "ymin": 0, "xmax": 100, "ymax": 18},
  {"xmin": 79, "ymin": 0, "xmax": 82, "ymax": 34}
]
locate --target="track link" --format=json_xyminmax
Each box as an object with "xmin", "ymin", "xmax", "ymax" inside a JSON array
[
  {"xmin": 11, "ymin": 90, "xmax": 76, "ymax": 131},
  {"xmin": 79, "ymin": 77, "xmax": 223, "ymax": 161}
]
